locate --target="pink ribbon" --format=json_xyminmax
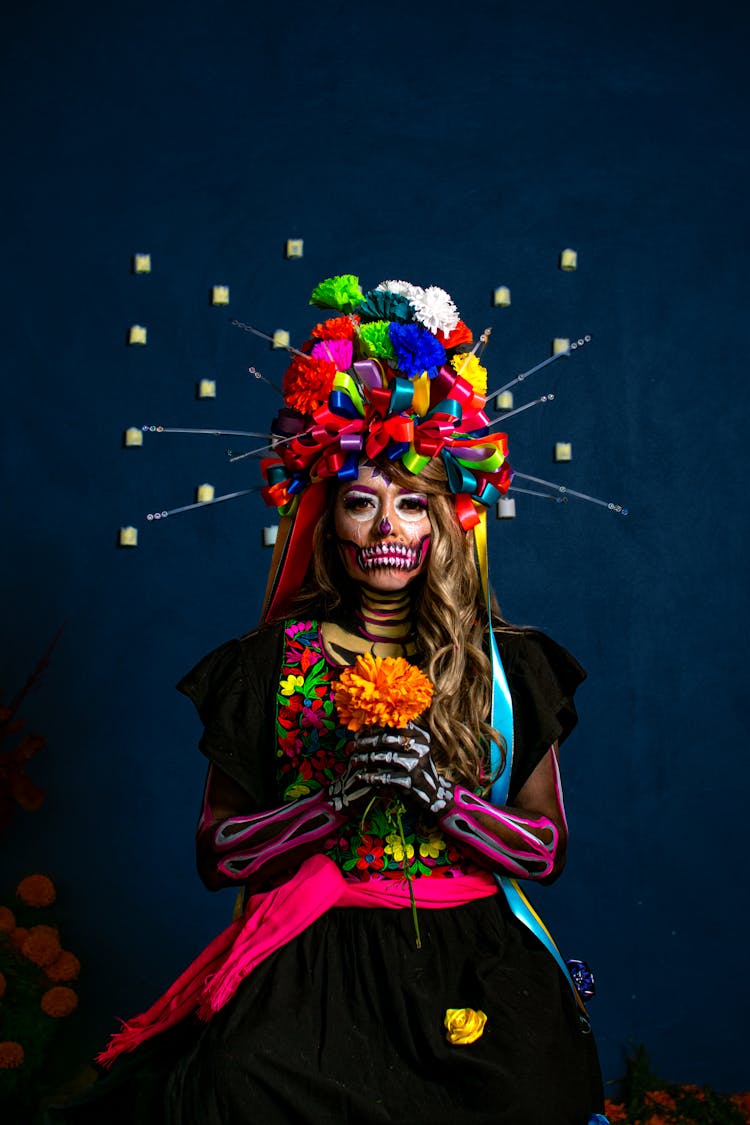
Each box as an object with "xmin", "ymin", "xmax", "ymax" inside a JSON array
[{"xmin": 97, "ymin": 855, "xmax": 497, "ymax": 1067}]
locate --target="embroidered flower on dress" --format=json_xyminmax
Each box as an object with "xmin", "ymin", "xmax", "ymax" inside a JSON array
[
  {"xmin": 444, "ymin": 1007, "xmax": 487, "ymax": 1045},
  {"xmin": 280, "ymin": 674, "xmax": 305, "ymax": 696},
  {"xmin": 384, "ymin": 833, "xmax": 415, "ymax": 863}
]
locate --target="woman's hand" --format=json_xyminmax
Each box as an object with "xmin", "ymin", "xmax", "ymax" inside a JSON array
[{"xmin": 350, "ymin": 723, "xmax": 454, "ymax": 814}]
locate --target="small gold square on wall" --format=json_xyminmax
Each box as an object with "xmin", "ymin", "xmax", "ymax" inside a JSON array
[
  {"xmin": 128, "ymin": 325, "xmax": 147, "ymax": 345},
  {"xmin": 198, "ymin": 379, "xmax": 217, "ymax": 398},
  {"xmin": 554, "ymin": 443, "xmax": 572, "ymax": 462},
  {"xmin": 211, "ymin": 285, "xmax": 230, "ymax": 305},
  {"xmin": 285, "ymin": 239, "xmax": 304, "ymax": 259}
]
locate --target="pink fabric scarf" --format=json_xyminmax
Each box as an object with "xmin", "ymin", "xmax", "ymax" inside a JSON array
[{"xmin": 97, "ymin": 855, "xmax": 497, "ymax": 1066}]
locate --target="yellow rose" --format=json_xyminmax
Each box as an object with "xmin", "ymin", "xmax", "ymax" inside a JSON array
[{"xmin": 444, "ymin": 1007, "xmax": 487, "ymax": 1045}]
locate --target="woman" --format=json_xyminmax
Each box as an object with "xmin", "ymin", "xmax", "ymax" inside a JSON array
[
  {"xmin": 48, "ymin": 276, "xmax": 607, "ymax": 1124},
  {"xmin": 161, "ymin": 452, "xmax": 604, "ymax": 1124}
]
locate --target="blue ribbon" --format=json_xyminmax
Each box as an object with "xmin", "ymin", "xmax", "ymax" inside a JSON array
[{"xmin": 485, "ymin": 559, "xmax": 589, "ymax": 1017}]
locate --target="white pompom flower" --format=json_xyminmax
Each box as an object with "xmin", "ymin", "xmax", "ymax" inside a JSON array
[
  {"xmin": 410, "ymin": 285, "xmax": 460, "ymax": 335},
  {"xmin": 375, "ymin": 279, "xmax": 425, "ymax": 303}
]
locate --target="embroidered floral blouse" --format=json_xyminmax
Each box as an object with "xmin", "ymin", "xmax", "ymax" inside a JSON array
[{"xmin": 178, "ymin": 617, "xmax": 586, "ymax": 886}]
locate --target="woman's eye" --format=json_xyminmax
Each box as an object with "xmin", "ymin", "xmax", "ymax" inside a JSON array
[
  {"xmin": 342, "ymin": 495, "xmax": 375, "ymax": 512},
  {"xmin": 397, "ymin": 496, "xmax": 428, "ymax": 513}
]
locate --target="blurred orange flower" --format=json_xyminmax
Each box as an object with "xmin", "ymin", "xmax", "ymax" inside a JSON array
[
  {"xmin": 40, "ymin": 985, "xmax": 78, "ymax": 1018},
  {"xmin": 21, "ymin": 923, "xmax": 61, "ymax": 967},
  {"xmin": 603, "ymin": 1101, "xmax": 627, "ymax": 1122},
  {"xmin": 0, "ymin": 1040, "xmax": 25, "ymax": 1068},
  {"xmin": 45, "ymin": 950, "xmax": 81, "ymax": 982},
  {"xmin": 9, "ymin": 926, "xmax": 29, "ymax": 950},
  {"xmin": 334, "ymin": 654, "xmax": 433, "ymax": 732},
  {"xmin": 0, "ymin": 904, "xmax": 16, "ymax": 933},
  {"xmin": 17, "ymin": 873, "xmax": 56, "ymax": 908},
  {"xmin": 0, "ymin": 970, "xmax": 6, "ymax": 998}
]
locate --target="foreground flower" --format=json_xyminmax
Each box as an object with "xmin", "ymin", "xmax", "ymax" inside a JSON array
[
  {"xmin": 41, "ymin": 985, "xmax": 78, "ymax": 1018},
  {"xmin": 444, "ymin": 1007, "xmax": 487, "ymax": 1045},
  {"xmin": 0, "ymin": 1040, "xmax": 24, "ymax": 1068},
  {"xmin": 0, "ymin": 970, "xmax": 6, "ymax": 998},
  {"xmin": 45, "ymin": 950, "xmax": 81, "ymax": 982},
  {"xmin": 0, "ymin": 905, "xmax": 15, "ymax": 933},
  {"xmin": 334, "ymin": 654, "xmax": 433, "ymax": 731},
  {"xmin": 21, "ymin": 923, "xmax": 61, "ymax": 967},
  {"xmin": 17, "ymin": 873, "xmax": 56, "ymax": 907}
]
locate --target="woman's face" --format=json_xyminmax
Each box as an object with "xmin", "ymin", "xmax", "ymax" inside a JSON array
[{"xmin": 333, "ymin": 463, "xmax": 432, "ymax": 592}]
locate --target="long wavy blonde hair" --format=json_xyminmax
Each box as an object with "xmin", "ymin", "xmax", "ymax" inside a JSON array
[{"xmin": 281, "ymin": 456, "xmax": 503, "ymax": 790}]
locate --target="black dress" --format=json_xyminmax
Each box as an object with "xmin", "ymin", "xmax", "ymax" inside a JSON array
[{"xmin": 46, "ymin": 622, "xmax": 605, "ymax": 1125}]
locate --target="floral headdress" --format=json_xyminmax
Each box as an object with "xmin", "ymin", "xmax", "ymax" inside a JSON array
[
  {"xmin": 259, "ymin": 275, "xmax": 514, "ymax": 616},
  {"xmin": 136, "ymin": 272, "xmax": 625, "ymax": 617},
  {"xmin": 261, "ymin": 275, "xmax": 510, "ymax": 530}
]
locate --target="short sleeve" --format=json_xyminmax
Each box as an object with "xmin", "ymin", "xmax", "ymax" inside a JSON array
[
  {"xmin": 176, "ymin": 624, "xmax": 285, "ymax": 808},
  {"xmin": 494, "ymin": 627, "xmax": 587, "ymax": 801}
]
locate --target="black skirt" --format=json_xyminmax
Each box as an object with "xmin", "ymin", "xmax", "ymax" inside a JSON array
[{"xmin": 47, "ymin": 895, "xmax": 603, "ymax": 1125}]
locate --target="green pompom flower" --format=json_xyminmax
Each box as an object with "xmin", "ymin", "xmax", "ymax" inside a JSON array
[
  {"xmin": 310, "ymin": 275, "xmax": 364, "ymax": 313},
  {"xmin": 358, "ymin": 321, "xmax": 397, "ymax": 361}
]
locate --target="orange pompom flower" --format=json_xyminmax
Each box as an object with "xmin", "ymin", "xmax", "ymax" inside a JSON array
[
  {"xmin": 0, "ymin": 1040, "xmax": 25, "ymax": 1068},
  {"xmin": 40, "ymin": 985, "xmax": 78, "ymax": 1018},
  {"xmin": 334, "ymin": 654, "xmax": 434, "ymax": 732},
  {"xmin": 282, "ymin": 355, "xmax": 337, "ymax": 415},
  {"xmin": 21, "ymin": 924, "xmax": 61, "ymax": 967},
  {"xmin": 310, "ymin": 314, "xmax": 360, "ymax": 341},
  {"xmin": 0, "ymin": 905, "xmax": 16, "ymax": 933},
  {"xmin": 9, "ymin": 926, "xmax": 29, "ymax": 950},
  {"xmin": 436, "ymin": 319, "xmax": 473, "ymax": 349},
  {"xmin": 17, "ymin": 873, "xmax": 56, "ymax": 908},
  {"xmin": 45, "ymin": 950, "xmax": 81, "ymax": 982}
]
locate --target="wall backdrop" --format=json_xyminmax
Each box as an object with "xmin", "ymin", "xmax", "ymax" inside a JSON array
[{"xmin": 2, "ymin": 0, "xmax": 748, "ymax": 1096}]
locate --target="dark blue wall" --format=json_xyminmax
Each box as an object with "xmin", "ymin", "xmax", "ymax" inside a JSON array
[{"xmin": 2, "ymin": 0, "xmax": 748, "ymax": 1094}]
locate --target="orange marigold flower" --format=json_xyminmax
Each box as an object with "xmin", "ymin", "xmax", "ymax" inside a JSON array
[
  {"xmin": 646, "ymin": 1089, "xmax": 677, "ymax": 1110},
  {"xmin": 603, "ymin": 1101, "xmax": 628, "ymax": 1122},
  {"xmin": 17, "ymin": 873, "xmax": 56, "ymax": 908},
  {"xmin": 45, "ymin": 950, "xmax": 81, "ymax": 982},
  {"xmin": 0, "ymin": 905, "xmax": 16, "ymax": 934},
  {"xmin": 0, "ymin": 970, "xmax": 6, "ymax": 998},
  {"xmin": 41, "ymin": 985, "xmax": 78, "ymax": 1018},
  {"xmin": 731, "ymin": 1092, "xmax": 750, "ymax": 1117},
  {"xmin": 0, "ymin": 1040, "xmax": 25, "ymax": 1068},
  {"xmin": 21, "ymin": 923, "xmax": 61, "ymax": 967},
  {"xmin": 310, "ymin": 315, "xmax": 360, "ymax": 341},
  {"xmin": 9, "ymin": 927, "xmax": 29, "ymax": 950},
  {"xmin": 282, "ymin": 355, "xmax": 337, "ymax": 415},
  {"xmin": 334, "ymin": 654, "xmax": 434, "ymax": 731}
]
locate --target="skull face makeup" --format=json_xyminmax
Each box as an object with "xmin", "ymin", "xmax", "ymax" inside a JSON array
[{"xmin": 333, "ymin": 464, "xmax": 431, "ymax": 592}]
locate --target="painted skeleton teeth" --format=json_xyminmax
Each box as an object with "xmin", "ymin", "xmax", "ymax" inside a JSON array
[{"xmin": 357, "ymin": 542, "xmax": 418, "ymax": 570}]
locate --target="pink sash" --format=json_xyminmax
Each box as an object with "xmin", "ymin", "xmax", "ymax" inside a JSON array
[{"xmin": 97, "ymin": 855, "xmax": 497, "ymax": 1066}]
